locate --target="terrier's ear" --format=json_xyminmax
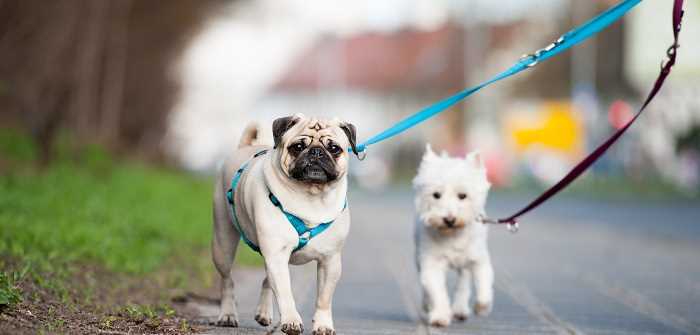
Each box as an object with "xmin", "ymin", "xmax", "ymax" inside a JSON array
[
  {"xmin": 466, "ymin": 150, "xmax": 485, "ymax": 169},
  {"xmin": 272, "ymin": 116, "xmax": 299, "ymax": 148},
  {"xmin": 340, "ymin": 122, "xmax": 358, "ymax": 155},
  {"xmin": 423, "ymin": 143, "xmax": 437, "ymax": 161}
]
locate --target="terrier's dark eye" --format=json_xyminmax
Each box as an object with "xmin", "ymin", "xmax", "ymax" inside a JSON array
[
  {"xmin": 288, "ymin": 142, "xmax": 306, "ymax": 154},
  {"xmin": 327, "ymin": 143, "xmax": 343, "ymax": 155},
  {"xmin": 457, "ymin": 193, "xmax": 467, "ymax": 200},
  {"xmin": 432, "ymin": 192, "xmax": 441, "ymax": 199}
]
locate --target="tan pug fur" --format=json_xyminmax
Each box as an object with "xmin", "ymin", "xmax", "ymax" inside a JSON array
[{"xmin": 211, "ymin": 113, "xmax": 357, "ymax": 335}]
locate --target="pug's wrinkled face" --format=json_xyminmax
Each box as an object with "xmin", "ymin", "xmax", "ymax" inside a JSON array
[{"xmin": 273, "ymin": 114, "xmax": 357, "ymax": 186}]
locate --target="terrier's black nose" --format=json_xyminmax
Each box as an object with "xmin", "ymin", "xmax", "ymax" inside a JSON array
[{"xmin": 443, "ymin": 216, "xmax": 456, "ymax": 227}]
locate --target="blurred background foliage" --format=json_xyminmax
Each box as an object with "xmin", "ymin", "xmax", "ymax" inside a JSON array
[{"xmin": 0, "ymin": 0, "xmax": 227, "ymax": 164}]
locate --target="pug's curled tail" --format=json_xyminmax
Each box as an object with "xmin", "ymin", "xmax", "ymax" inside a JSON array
[{"xmin": 238, "ymin": 122, "xmax": 261, "ymax": 148}]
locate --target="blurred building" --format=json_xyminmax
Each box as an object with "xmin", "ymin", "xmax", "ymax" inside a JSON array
[
  {"xmin": 258, "ymin": 25, "xmax": 468, "ymax": 185},
  {"xmin": 168, "ymin": 0, "xmax": 700, "ymax": 191},
  {"xmin": 624, "ymin": 0, "xmax": 700, "ymax": 191}
]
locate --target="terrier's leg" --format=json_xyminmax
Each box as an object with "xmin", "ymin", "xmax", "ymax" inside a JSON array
[
  {"xmin": 473, "ymin": 257, "xmax": 494, "ymax": 316},
  {"xmin": 452, "ymin": 267, "xmax": 472, "ymax": 321},
  {"xmin": 420, "ymin": 259, "xmax": 451, "ymax": 327}
]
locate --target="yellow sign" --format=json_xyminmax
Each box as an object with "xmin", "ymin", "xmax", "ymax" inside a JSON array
[{"xmin": 505, "ymin": 102, "xmax": 584, "ymax": 158}]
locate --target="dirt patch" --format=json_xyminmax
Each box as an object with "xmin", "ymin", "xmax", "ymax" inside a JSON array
[{"xmin": 0, "ymin": 260, "xmax": 210, "ymax": 334}]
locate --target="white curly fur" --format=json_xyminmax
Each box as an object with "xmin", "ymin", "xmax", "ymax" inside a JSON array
[{"xmin": 413, "ymin": 144, "xmax": 494, "ymax": 327}]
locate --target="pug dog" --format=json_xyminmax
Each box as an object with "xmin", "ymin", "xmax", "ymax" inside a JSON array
[{"xmin": 212, "ymin": 113, "xmax": 358, "ymax": 335}]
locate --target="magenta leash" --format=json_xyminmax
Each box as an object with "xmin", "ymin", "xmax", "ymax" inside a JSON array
[{"xmin": 485, "ymin": 0, "xmax": 685, "ymax": 232}]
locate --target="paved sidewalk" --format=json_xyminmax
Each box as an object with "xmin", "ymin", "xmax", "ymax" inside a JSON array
[{"xmin": 189, "ymin": 189, "xmax": 700, "ymax": 335}]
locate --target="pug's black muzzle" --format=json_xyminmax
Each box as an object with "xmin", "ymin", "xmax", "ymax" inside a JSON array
[{"xmin": 290, "ymin": 146, "xmax": 338, "ymax": 184}]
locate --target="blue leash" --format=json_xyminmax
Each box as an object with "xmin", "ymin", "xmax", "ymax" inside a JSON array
[{"xmin": 355, "ymin": 0, "xmax": 642, "ymax": 153}]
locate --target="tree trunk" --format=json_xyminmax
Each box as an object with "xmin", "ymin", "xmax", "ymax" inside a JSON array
[
  {"xmin": 73, "ymin": 0, "xmax": 108, "ymax": 140},
  {"xmin": 100, "ymin": 0, "xmax": 132, "ymax": 145}
]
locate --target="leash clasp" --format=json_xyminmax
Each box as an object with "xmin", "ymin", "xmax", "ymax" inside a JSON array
[
  {"xmin": 356, "ymin": 146, "xmax": 368, "ymax": 161},
  {"xmin": 520, "ymin": 35, "xmax": 565, "ymax": 68},
  {"xmin": 479, "ymin": 215, "xmax": 519, "ymax": 234},
  {"xmin": 519, "ymin": 54, "xmax": 538, "ymax": 68},
  {"xmin": 506, "ymin": 220, "xmax": 519, "ymax": 233}
]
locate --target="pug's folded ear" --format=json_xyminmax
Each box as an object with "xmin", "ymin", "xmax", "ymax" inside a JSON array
[
  {"xmin": 340, "ymin": 122, "xmax": 358, "ymax": 156},
  {"xmin": 272, "ymin": 116, "xmax": 299, "ymax": 148}
]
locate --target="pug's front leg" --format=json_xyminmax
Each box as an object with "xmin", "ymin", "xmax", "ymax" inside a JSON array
[
  {"xmin": 313, "ymin": 253, "xmax": 341, "ymax": 335},
  {"xmin": 264, "ymin": 252, "xmax": 304, "ymax": 335}
]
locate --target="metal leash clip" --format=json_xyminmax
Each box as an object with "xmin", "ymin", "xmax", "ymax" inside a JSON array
[
  {"xmin": 356, "ymin": 146, "xmax": 367, "ymax": 161},
  {"xmin": 661, "ymin": 43, "xmax": 680, "ymax": 71},
  {"xmin": 478, "ymin": 214, "xmax": 496, "ymax": 224},
  {"xmin": 520, "ymin": 35, "xmax": 565, "ymax": 68},
  {"xmin": 478, "ymin": 215, "xmax": 519, "ymax": 234},
  {"xmin": 506, "ymin": 220, "xmax": 519, "ymax": 234}
]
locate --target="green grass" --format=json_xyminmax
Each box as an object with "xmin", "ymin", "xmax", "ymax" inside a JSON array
[
  {"xmin": 0, "ymin": 128, "xmax": 261, "ymax": 283},
  {"xmin": 0, "ymin": 270, "xmax": 23, "ymax": 309},
  {"xmin": 0, "ymin": 127, "xmax": 37, "ymax": 163}
]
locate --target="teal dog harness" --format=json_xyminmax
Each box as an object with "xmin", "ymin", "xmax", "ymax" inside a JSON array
[{"xmin": 226, "ymin": 150, "xmax": 344, "ymax": 253}]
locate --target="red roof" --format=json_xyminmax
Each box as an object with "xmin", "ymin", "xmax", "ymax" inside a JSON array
[{"xmin": 274, "ymin": 25, "xmax": 467, "ymax": 92}]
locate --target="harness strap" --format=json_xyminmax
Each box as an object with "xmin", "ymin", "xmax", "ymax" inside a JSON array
[
  {"xmin": 226, "ymin": 150, "xmax": 269, "ymax": 253},
  {"xmin": 227, "ymin": 149, "xmax": 342, "ymax": 253},
  {"xmin": 269, "ymin": 193, "xmax": 344, "ymax": 251}
]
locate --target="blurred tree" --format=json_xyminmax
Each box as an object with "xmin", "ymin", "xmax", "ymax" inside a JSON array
[{"xmin": 0, "ymin": 0, "xmax": 227, "ymax": 165}]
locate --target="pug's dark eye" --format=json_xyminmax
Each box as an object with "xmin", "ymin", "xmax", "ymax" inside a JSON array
[
  {"xmin": 457, "ymin": 193, "xmax": 467, "ymax": 200},
  {"xmin": 327, "ymin": 143, "xmax": 342, "ymax": 155},
  {"xmin": 432, "ymin": 192, "xmax": 441, "ymax": 199},
  {"xmin": 288, "ymin": 142, "xmax": 306, "ymax": 154}
]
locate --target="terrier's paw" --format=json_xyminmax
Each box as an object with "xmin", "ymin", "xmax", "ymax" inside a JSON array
[
  {"xmin": 452, "ymin": 305, "xmax": 471, "ymax": 322},
  {"xmin": 428, "ymin": 310, "xmax": 451, "ymax": 328},
  {"xmin": 281, "ymin": 321, "xmax": 304, "ymax": 335},
  {"xmin": 214, "ymin": 313, "xmax": 239, "ymax": 327},
  {"xmin": 429, "ymin": 316, "xmax": 450, "ymax": 328},
  {"xmin": 453, "ymin": 312, "xmax": 469, "ymax": 322},
  {"xmin": 254, "ymin": 313, "xmax": 272, "ymax": 327},
  {"xmin": 474, "ymin": 301, "xmax": 493, "ymax": 316},
  {"xmin": 312, "ymin": 327, "xmax": 336, "ymax": 335}
]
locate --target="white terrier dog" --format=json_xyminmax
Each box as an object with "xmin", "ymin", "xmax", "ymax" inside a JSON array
[{"xmin": 413, "ymin": 145, "xmax": 494, "ymax": 327}]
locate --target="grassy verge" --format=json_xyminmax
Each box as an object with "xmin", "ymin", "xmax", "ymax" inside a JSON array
[
  {"xmin": 0, "ymin": 127, "xmax": 262, "ymax": 333},
  {"xmin": 0, "ymin": 270, "xmax": 23, "ymax": 309}
]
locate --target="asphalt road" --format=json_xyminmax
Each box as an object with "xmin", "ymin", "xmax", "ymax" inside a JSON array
[{"xmin": 192, "ymin": 188, "xmax": 700, "ymax": 335}]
